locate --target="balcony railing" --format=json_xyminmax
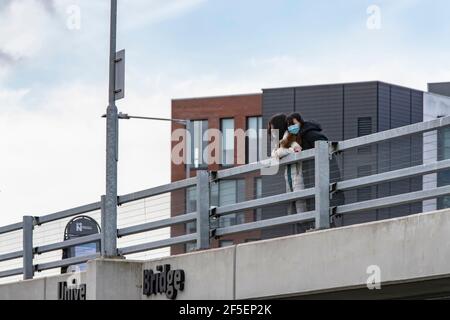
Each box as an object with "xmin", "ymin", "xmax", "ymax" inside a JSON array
[{"xmin": 2, "ymin": 116, "xmax": 450, "ymax": 281}]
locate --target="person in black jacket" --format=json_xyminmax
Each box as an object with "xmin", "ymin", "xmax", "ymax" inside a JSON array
[
  {"xmin": 286, "ymin": 113, "xmax": 345, "ymax": 227},
  {"xmin": 286, "ymin": 113, "xmax": 328, "ymax": 150}
]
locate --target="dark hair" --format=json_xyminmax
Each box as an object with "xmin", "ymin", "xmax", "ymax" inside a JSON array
[
  {"xmin": 285, "ymin": 113, "xmax": 304, "ymax": 147},
  {"xmin": 286, "ymin": 113, "xmax": 305, "ymax": 127},
  {"xmin": 268, "ymin": 114, "xmax": 288, "ymax": 141}
]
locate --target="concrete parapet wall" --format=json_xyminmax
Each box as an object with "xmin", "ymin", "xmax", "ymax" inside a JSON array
[
  {"xmin": 236, "ymin": 209, "xmax": 450, "ymax": 299},
  {"xmin": 0, "ymin": 272, "xmax": 86, "ymax": 300},
  {"xmin": 2, "ymin": 209, "xmax": 450, "ymax": 300},
  {"xmin": 141, "ymin": 247, "xmax": 235, "ymax": 300},
  {"xmin": 86, "ymin": 259, "xmax": 142, "ymax": 300}
]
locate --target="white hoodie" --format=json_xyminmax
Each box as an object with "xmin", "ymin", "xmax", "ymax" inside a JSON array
[{"xmin": 272, "ymin": 132, "xmax": 307, "ymax": 214}]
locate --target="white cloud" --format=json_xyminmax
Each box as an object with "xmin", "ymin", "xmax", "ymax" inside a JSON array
[
  {"xmin": 3, "ymin": 46, "xmax": 446, "ymax": 227},
  {"xmin": 0, "ymin": 83, "xmax": 103, "ymax": 224},
  {"xmin": 0, "ymin": 0, "xmax": 211, "ymax": 228},
  {"xmin": 0, "ymin": 87, "xmax": 29, "ymax": 109},
  {"xmin": 0, "ymin": 74, "xmax": 227, "ymax": 226},
  {"xmin": 0, "ymin": 0, "xmax": 208, "ymax": 66},
  {"xmin": 1, "ymin": 0, "xmax": 449, "ymax": 229},
  {"xmin": 0, "ymin": 0, "xmax": 58, "ymax": 61},
  {"xmin": 119, "ymin": 0, "xmax": 207, "ymax": 30}
]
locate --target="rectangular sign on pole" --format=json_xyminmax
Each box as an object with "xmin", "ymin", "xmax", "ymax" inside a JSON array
[{"xmin": 115, "ymin": 49, "xmax": 125, "ymax": 100}]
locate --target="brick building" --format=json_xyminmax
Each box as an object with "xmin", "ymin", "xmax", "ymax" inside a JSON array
[
  {"xmin": 170, "ymin": 81, "xmax": 450, "ymax": 255},
  {"xmin": 171, "ymin": 94, "xmax": 264, "ymax": 255}
]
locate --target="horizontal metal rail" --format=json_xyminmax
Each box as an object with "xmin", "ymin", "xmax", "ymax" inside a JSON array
[
  {"xmin": 336, "ymin": 185, "xmax": 450, "ymax": 215},
  {"xmin": 0, "ymin": 250, "xmax": 23, "ymax": 263},
  {"xmin": 35, "ymin": 234, "xmax": 101, "ymax": 255},
  {"xmin": 0, "ymin": 268, "xmax": 23, "ymax": 279},
  {"xmin": 215, "ymin": 211, "xmax": 317, "ymax": 237},
  {"xmin": 118, "ymin": 234, "xmax": 196, "ymax": 256},
  {"xmin": 214, "ymin": 188, "xmax": 315, "ymax": 216},
  {"xmin": 337, "ymin": 159, "xmax": 450, "ymax": 191},
  {"xmin": 118, "ymin": 212, "xmax": 197, "ymax": 238},
  {"xmin": 37, "ymin": 201, "xmax": 101, "ymax": 225},
  {"xmin": 0, "ymin": 222, "xmax": 23, "ymax": 235},
  {"xmin": 215, "ymin": 149, "xmax": 315, "ymax": 180},
  {"xmin": 337, "ymin": 116, "xmax": 450, "ymax": 151},
  {"xmin": 2, "ymin": 116, "xmax": 450, "ymax": 281},
  {"xmin": 118, "ymin": 178, "xmax": 197, "ymax": 205},
  {"xmin": 35, "ymin": 254, "xmax": 100, "ymax": 272}
]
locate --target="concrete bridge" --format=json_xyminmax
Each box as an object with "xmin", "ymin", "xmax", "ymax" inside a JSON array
[{"xmin": 2, "ymin": 208, "xmax": 450, "ymax": 300}]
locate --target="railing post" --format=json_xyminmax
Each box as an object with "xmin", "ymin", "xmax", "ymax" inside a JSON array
[
  {"xmin": 22, "ymin": 216, "xmax": 34, "ymax": 280},
  {"xmin": 196, "ymin": 170, "xmax": 210, "ymax": 250},
  {"xmin": 101, "ymin": 194, "xmax": 117, "ymax": 257},
  {"xmin": 315, "ymin": 141, "xmax": 331, "ymax": 230}
]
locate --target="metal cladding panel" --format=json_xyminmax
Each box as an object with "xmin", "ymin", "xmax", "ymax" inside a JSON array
[
  {"xmin": 378, "ymin": 83, "xmax": 392, "ymax": 132},
  {"xmin": 294, "ymin": 84, "xmax": 344, "ymax": 142},
  {"xmin": 390, "ymin": 85, "xmax": 414, "ymax": 218},
  {"xmin": 428, "ymin": 82, "xmax": 450, "ymax": 97},
  {"xmin": 377, "ymin": 85, "xmax": 424, "ymax": 219},
  {"xmin": 390, "ymin": 85, "xmax": 412, "ymax": 128},
  {"xmin": 261, "ymin": 88, "xmax": 295, "ymax": 237},
  {"xmin": 262, "ymin": 88, "xmax": 295, "ymax": 126},
  {"xmin": 341, "ymin": 82, "xmax": 378, "ymax": 226},
  {"xmin": 260, "ymin": 82, "xmax": 426, "ymax": 237},
  {"xmin": 295, "ymin": 84, "xmax": 344, "ymax": 212},
  {"xmin": 411, "ymin": 90, "xmax": 424, "ymax": 123},
  {"xmin": 411, "ymin": 91, "xmax": 424, "ymax": 214},
  {"xmin": 377, "ymin": 83, "xmax": 392, "ymax": 220},
  {"xmin": 342, "ymin": 82, "xmax": 378, "ymax": 140}
]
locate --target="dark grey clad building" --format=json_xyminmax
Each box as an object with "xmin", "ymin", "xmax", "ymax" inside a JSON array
[
  {"xmin": 429, "ymin": 82, "xmax": 450, "ymax": 97},
  {"xmin": 171, "ymin": 80, "xmax": 450, "ymax": 250},
  {"xmin": 261, "ymin": 81, "xmax": 427, "ymax": 238}
]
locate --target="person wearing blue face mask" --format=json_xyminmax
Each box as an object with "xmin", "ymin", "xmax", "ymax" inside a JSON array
[
  {"xmin": 286, "ymin": 113, "xmax": 326, "ymax": 151},
  {"xmin": 287, "ymin": 113, "xmax": 345, "ymax": 228},
  {"xmin": 271, "ymin": 116, "xmax": 307, "ymax": 227},
  {"xmin": 288, "ymin": 123, "xmax": 301, "ymax": 135}
]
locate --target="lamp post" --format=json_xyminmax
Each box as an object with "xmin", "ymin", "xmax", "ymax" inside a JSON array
[
  {"xmin": 103, "ymin": 0, "xmax": 119, "ymax": 257},
  {"xmin": 102, "ymin": 2, "xmax": 192, "ymax": 258}
]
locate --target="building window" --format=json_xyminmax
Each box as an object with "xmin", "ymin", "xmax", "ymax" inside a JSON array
[
  {"xmin": 254, "ymin": 178, "xmax": 262, "ymax": 221},
  {"xmin": 185, "ymin": 242, "xmax": 196, "ymax": 253},
  {"xmin": 185, "ymin": 186, "xmax": 196, "ymax": 234},
  {"xmin": 211, "ymin": 179, "xmax": 246, "ymax": 227},
  {"xmin": 247, "ymin": 116, "xmax": 263, "ymax": 163},
  {"xmin": 219, "ymin": 240, "xmax": 234, "ymax": 248},
  {"xmin": 358, "ymin": 117, "xmax": 372, "ymax": 136},
  {"xmin": 236, "ymin": 212, "xmax": 246, "ymax": 225},
  {"xmin": 189, "ymin": 120, "xmax": 208, "ymax": 168},
  {"xmin": 221, "ymin": 118, "xmax": 235, "ymax": 166}
]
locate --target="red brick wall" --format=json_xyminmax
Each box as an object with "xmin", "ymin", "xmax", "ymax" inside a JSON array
[{"xmin": 170, "ymin": 94, "xmax": 262, "ymax": 255}]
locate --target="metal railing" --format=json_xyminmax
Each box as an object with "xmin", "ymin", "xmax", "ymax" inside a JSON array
[
  {"xmin": 0, "ymin": 177, "xmax": 198, "ymax": 280},
  {"xmin": 2, "ymin": 115, "xmax": 450, "ymax": 281}
]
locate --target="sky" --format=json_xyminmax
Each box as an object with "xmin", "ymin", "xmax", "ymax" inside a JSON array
[{"xmin": 1, "ymin": 0, "xmax": 450, "ymax": 226}]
